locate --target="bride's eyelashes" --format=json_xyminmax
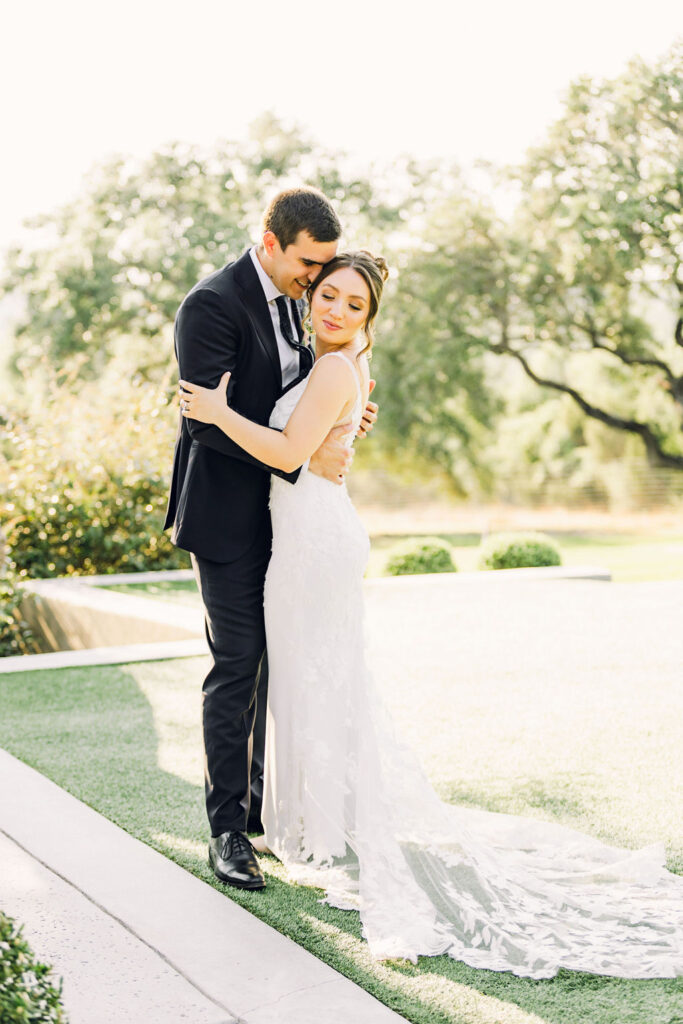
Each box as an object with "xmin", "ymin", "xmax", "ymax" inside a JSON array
[{"xmin": 320, "ymin": 291, "xmax": 362, "ymax": 312}]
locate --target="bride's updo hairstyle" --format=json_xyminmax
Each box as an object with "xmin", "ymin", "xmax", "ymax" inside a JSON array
[{"xmin": 307, "ymin": 250, "xmax": 389, "ymax": 360}]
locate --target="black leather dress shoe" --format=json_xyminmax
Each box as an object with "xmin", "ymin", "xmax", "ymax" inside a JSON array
[{"xmin": 208, "ymin": 831, "xmax": 265, "ymax": 890}]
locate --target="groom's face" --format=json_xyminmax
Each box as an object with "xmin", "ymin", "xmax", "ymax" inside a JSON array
[{"xmin": 265, "ymin": 230, "xmax": 338, "ymax": 300}]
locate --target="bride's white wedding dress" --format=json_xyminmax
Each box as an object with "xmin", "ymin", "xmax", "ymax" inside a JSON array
[{"xmin": 262, "ymin": 351, "xmax": 683, "ymax": 979}]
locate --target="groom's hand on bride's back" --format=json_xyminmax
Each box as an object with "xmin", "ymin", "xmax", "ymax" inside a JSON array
[
  {"xmin": 356, "ymin": 379, "xmax": 378, "ymax": 439},
  {"xmin": 309, "ymin": 382, "xmax": 377, "ymax": 484},
  {"xmin": 309, "ymin": 423, "xmax": 355, "ymax": 486}
]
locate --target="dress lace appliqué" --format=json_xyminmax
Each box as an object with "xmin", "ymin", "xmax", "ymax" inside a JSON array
[{"xmin": 262, "ymin": 354, "xmax": 683, "ymax": 978}]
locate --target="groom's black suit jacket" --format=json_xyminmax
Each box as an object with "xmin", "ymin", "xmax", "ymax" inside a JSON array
[{"xmin": 164, "ymin": 250, "xmax": 311, "ymax": 563}]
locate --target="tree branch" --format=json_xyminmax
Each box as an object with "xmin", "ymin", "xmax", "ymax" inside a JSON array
[
  {"xmin": 646, "ymin": 107, "xmax": 682, "ymax": 136},
  {"xmin": 588, "ymin": 335, "xmax": 677, "ymax": 379},
  {"xmin": 491, "ymin": 341, "xmax": 683, "ymax": 469},
  {"xmin": 568, "ymin": 315, "xmax": 683, "ymax": 408}
]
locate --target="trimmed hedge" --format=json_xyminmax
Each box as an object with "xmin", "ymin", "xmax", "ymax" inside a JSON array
[
  {"xmin": 384, "ymin": 538, "xmax": 457, "ymax": 576},
  {"xmin": 478, "ymin": 532, "xmax": 561, "ymax": 570},
  {"xmin": 0, "ymin": 911, "xmax": 67, "ymax": 1023}
]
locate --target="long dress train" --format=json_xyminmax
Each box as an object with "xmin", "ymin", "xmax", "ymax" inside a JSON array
[{"xmin": 262, "ymin": 351, "xmax": 683, "ymax": 979}]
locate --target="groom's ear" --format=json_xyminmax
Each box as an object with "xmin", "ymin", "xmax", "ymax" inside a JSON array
[
  {"xmin": 368, "ymin": 379, "xmax": 376, "ymax": 395},
  {"xmin": 263, "ymin": 231, "xmax": 279, "ymax": 257}
]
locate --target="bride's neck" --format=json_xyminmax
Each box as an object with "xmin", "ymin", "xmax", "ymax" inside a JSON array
[{"xmin": 314, "ymin": 336, "xmax": 361, "ymax": 359}]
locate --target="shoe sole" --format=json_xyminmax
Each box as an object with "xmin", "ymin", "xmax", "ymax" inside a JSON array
[{"xmin": 208, "ymin": 853, "xmax": 266, "ymax": 891}]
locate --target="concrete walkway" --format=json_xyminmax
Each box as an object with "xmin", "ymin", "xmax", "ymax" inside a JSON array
[{"xmin": 0, "ymin": 750, "xmax": 405, "ymax": 1024}]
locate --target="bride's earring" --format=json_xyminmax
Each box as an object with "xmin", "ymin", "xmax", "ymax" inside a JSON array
[{"xmin": 302, "ymin": 310, "xmax": 314, "ymax": 345}]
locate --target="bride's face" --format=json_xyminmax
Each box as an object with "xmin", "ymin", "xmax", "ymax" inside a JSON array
[{"xmin": 310, "ymin": 267, "xmax": 370, "ymax": 346}]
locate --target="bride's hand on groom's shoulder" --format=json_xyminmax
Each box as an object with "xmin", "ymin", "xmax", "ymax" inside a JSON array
[
  {"xmin": 356, "ymin": 379, "xmax": 378, "ymax": 439},
  {"xmin": 178, "ymin": 371, "xmax": 231, "ymax": 425}
]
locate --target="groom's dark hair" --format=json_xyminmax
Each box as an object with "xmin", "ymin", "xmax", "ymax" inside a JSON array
[{"xmin": 263, "ymin": 187, "xmax": 341, "ymax": 250}]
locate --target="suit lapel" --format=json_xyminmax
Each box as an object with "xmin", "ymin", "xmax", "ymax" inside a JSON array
[{"xmin": 233, "ymin": 251, "xmax": 281, "ymax": 385}]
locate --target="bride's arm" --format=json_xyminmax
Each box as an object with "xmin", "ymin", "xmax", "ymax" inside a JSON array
[{"xmin": 179, "ymin": 360, "xmax": 353, "ymax": 474}]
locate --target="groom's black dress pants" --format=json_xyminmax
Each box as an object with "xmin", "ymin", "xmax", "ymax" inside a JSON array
[{"xmin": 191, "ymin": 527, "xmax": 271, "ymax": 837}]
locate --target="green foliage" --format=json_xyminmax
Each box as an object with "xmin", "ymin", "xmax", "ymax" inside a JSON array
[
  {"xmin": 2, "ymin": 49, "xmax": 682, "ymax": 525},
  {"xmin": 384, "ymin": 538, "xmax": 457, "ymax": 576},
  {"xmin": 0, "ymin": 115, "xmax": 413, "ymax": 384},
  {"xmin": 372, "ymin": 187, "xmax": 504, "ymax": 496},
  {"xmin": 478, "ymin": 532, "xmax": 562, "ymax": 570},
  {"xmin": 372, "ymin": 42, "xmax": 683, "ymax": 484},
  {"xmin": 501, "ymin": 41, "xmax": 683, "ymax": 468},
  {"xmin": 0, "ymin": 367, "xmax": 188, "ymax": 579},
  {"xmin": 0, "ymin": 561, "xmax": 36, "ymax": 657},
  {"xmin": 0, "ymin": 911, "xmax": 67, "ymax": 1023}
]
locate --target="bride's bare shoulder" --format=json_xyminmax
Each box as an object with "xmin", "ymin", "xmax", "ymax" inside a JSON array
[
  {"xmin": 312, "ymin": 351, "xmax": 357, "ymax": 381},
  {"xmin": 309, "ymin": 352, "xmax": 357, "ymax": 397}
]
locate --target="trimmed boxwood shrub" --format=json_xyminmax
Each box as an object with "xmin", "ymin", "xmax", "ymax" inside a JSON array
[
  {"xmin": 0, "ymin": 911, "xmax": 67, "ymax": 1022},
  {"xmin": 478, "ymin": 532, "xmax": 561, "ymax": 570},
  {"xmin": 384, "ymin": 538, "xmax": 457, "ymax": 576}
]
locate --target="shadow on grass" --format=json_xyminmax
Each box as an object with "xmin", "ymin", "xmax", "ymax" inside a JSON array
[
  {"xmin": 438, "ymin": 779, "xmax": 683, "ymax": 884},
  {"xmin": 0, "ymin": 664, "xmax": 681, "ymax": 1024},
  {"xmin": 437, "ymin": 778, "xmax": 597, "ymax": 823}
]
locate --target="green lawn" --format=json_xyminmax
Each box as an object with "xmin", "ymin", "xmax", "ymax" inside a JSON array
[
  {"xmin": 105, "ymin": 578, "xmax": 199, "ymax": 604},
  {"xmin": 367, "ymin": 531, "xmax": 683, "ymax": 582},
  {"xmin": 103, "ymin": 532, "xmax": 683, "ymax": 606},
  {"xmin": 1, "ymin": 660, "xmax": 681, "ymax": 1024}
]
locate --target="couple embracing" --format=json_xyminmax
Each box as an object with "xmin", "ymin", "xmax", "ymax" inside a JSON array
[{"xmin": 165, "ymin": 187, "xmax": 683, "ymax": 978}]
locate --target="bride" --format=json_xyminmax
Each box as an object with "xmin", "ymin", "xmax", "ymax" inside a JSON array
[{"xmin": 178, "ymin": 250, "xmax": 683, "ymax": 979}]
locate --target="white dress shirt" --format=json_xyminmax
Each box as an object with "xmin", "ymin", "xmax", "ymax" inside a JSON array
[{"xmin": 249, "ymin": 246, "xmax": 300, "ymax": 387}]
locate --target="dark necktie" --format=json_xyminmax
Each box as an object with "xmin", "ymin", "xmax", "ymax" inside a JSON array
[
  {"xmin": 275, "ymin": 296, "xmax": 313, "ymax": 373},
  {"xmin": 290, "ymin": 299, "xmax": 305, "ymax": 343},
  {"xmin": 275, "ymin": 295, "xmax": 297, "ymax": 346}
]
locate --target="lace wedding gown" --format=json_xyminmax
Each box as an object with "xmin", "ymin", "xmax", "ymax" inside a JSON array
[{"xmin": 262, "ymin": 351, "xmax": 683, "ymax": 979}]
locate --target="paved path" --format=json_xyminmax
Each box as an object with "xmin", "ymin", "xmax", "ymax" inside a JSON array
[
  {"xmin": 0, "ymin": 749, "xmax": 405, "ymax": 1024},
  {"xmin": 1, "ymin": 831, "xmax": 228, "ymax": 1024}
]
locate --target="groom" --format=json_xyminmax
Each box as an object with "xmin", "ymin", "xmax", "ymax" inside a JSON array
[{"xmin": 164, "ymin": 187, "xmax": 377, "ymax": 890}]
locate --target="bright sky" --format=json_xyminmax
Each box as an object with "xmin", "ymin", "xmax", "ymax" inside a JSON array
[{"xmin": 2, "ymin": 0, "xmax": 681, "ymax": 250}]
